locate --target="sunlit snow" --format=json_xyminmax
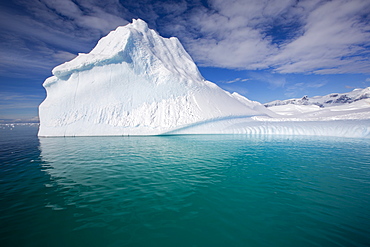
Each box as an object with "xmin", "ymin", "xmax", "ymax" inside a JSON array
[{"xmin": 38, "ymin": 19, "xmax": 370, "ymax": 138}]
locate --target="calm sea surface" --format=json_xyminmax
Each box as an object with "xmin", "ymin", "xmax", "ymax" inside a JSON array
[{"xmin": 1, "ymin": 124, "xmax": 370, "ymax": 247}]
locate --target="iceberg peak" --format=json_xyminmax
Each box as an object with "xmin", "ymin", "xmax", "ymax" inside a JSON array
[
  {"xmin": 130, "ymin": 18, "xmax": 149, "ymax": 32},
  {"xmin": 50, "ymin": 19, "xmax": 203, "ymax": 83}
]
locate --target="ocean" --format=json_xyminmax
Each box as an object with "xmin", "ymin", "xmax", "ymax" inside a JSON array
[{"xmin": 1, "ymin": 124, "xmax": 370, "ymax": 247}]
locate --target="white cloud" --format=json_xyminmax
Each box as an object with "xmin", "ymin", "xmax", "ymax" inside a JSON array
[
  {"xmin": 221, "ymin": 78, "xmax": 250, "ymax": 84},
  {"xmin": 175, "ymin": 2, "xmax": 279, "ymax": 69},
  {"xmin": 248, "ymin": 72, "xmax": 287, "ymax": 88},
  {"xmin": 270, "ymin": 0, "xmax": 370, "ymax": 74},
  {"xmin": 166, "ymin": 0, "xmax": 370, "ymax": 74}
]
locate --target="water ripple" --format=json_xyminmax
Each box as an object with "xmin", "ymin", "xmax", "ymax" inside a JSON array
[{"xmin": 1, "ymin": 128, "xmax": 370, "ymax": 246}]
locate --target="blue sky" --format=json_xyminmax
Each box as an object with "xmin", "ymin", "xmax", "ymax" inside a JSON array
[{"xmin": 1, "ymin": 0, "xmax": 370, "ymax": 122}]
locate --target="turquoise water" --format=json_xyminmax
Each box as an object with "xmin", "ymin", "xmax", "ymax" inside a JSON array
[{"xmin": 1, "ymin": 125, "xmax": 370, "ymax": 247}]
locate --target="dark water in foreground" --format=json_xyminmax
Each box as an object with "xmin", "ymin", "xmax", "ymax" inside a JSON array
[{"xmin": 1, "ymin": 124, "xmax": 370, "ymax": 247}]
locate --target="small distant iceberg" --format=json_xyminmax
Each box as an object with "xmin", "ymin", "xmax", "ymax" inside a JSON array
[{"xmin": 38, "ymin": 19, "xmax": 370, "ymax": 138}]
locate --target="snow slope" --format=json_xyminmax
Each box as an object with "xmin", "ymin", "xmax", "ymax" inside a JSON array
[
  {"xmin": 38, "ymin": 19, "xmax": 270, "ymax": 136},
  {"xmin": 38, "ymin": 19, "xmax": 370, "ymax": 138},
  {"xmin": 264, "ymin": 100, "xmax": 370, "ymax": 120},
  {"xmin": 265, "ymin": 87, "xmax": 370, "ymax": 108},
  {"xmin": 265, "ymin": 88, "xmax": 370, "ymax": 120}
]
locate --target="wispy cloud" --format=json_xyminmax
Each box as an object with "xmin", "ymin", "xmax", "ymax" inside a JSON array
[
  {"xmin": 284, "ymin": 81, "xmax": 326, "ymax": 98},
  {"xmin": 221, "ymin": 78, "xmax": 250, "ymax": 84},
  {"xmin": 0, "ymin": 91, "xmax": 44, "ymax": 119},
  {"xmin": 0, "ymin": 0, "xmax": 129, "ymax": 76},
  {"xmin": 249, "ymin": 72, "xmax": 287, "ymax": 89},
  {"xmin": 0, "ymin": 92, "xmax": 43, "ymax": 102}
]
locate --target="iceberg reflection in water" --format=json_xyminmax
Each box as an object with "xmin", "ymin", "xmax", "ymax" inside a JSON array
[{"xmin": 39, "ymin": 135, "xmax": 370, "ymax": 246}]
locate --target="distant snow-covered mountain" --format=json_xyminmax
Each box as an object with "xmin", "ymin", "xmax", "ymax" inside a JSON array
[
  {"xmin": 260, "ymin": 87, "xmax": 370, "ymax": 121},
  {"xmin": 265, "ymin": 87, "xmax": 370, "ymax": 108}
]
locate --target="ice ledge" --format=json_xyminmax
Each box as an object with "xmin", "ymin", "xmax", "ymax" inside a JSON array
[
  {"xmin": 51, "ymin": 19, "xmax": 150, "ymax": 79},
  {"xmin": 52, "ymin": 29, "xmax": 133, "ymax": 79}
]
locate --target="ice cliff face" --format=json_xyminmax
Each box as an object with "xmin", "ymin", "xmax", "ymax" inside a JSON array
[{"xmin": 38, "ymin": 19, "xmax": 268, "ymax": 136}]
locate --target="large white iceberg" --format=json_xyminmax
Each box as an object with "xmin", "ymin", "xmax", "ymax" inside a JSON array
[
  {"xmin": 38, "ymin": 19, "xmax": 273, "ymax": 136},
  {"xmin": 38, "ymin": 19, "xmax": 370, "ymax": 138}
]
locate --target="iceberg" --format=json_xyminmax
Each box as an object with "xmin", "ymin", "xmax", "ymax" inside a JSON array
[
  {"xmin": 38, "ymin": 19, "xmax": 370, "ymax": 138},
  {"xmin": 38, "ymin": 19, "xmax": 272, "ymax": 136}
]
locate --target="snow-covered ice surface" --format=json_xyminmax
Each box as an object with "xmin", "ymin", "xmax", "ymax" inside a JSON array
[
  {"xmin": 265, "ymin": 87, "xmax": 370, "ymax": 108},
  {"xmin": 38, "ymin": 19, "xmax": 370, "ymax": 138}
]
